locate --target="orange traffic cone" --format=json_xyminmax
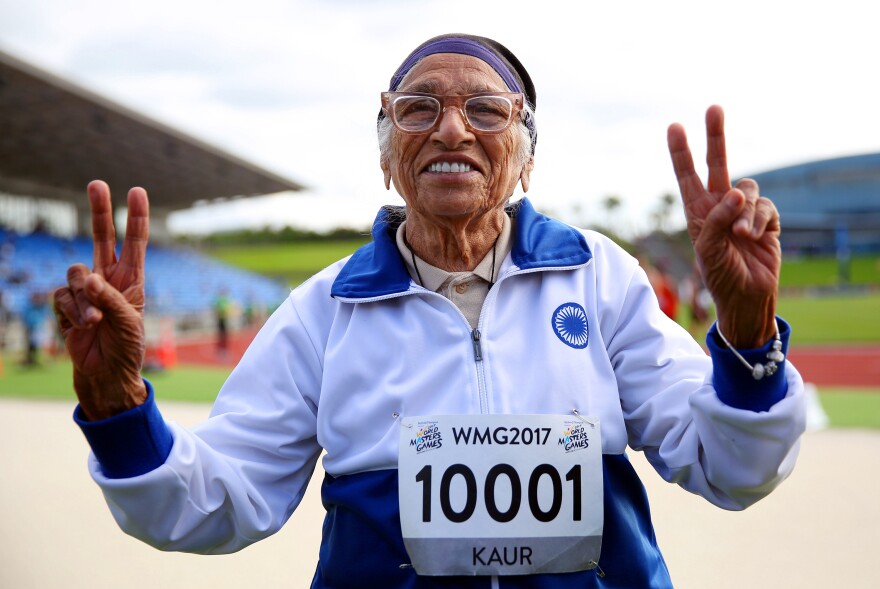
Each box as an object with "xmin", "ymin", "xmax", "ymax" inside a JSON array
[{"xmin": 157, "ymin": 318, "xmax": 177, "ymax": 369}]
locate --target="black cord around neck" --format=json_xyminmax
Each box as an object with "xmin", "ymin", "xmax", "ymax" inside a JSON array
[
  {"xmin": 403, "ymin": 232, "xmax": 499, "ymax": 287},
  {"xmin": 488, "ymin": 242, "xmax": 497, "ymax": 286},
  {"xmin": 402, "ymin": 231, "xmax": 426, "ymax": 286}
]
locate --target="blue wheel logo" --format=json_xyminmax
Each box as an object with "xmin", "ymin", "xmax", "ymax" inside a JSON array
[{"xmin": 552, "ymin": 302, "xmax": 589, "ymax": 349}]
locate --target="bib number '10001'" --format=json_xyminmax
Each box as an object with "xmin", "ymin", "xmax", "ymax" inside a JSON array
[{"xmin": 398, "ymin": 414, "xmax": 603, "ymax": 576}]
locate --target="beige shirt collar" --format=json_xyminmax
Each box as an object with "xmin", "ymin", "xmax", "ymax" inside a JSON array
[{"xmin": 395, "ymin": 213, "xmax": 513, "ymax": 291}]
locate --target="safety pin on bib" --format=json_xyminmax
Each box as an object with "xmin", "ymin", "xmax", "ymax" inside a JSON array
[
  {"xmin": 392, "ymin": 411, "xmax": 413, "ymax": 428},
  {"xmin": 572, "ymin": 408, "xmax": 598, "ymax": 428}
]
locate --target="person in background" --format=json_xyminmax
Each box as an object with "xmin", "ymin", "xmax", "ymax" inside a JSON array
[
  {"xmin": 685, "ymin": 261, "xmax": 713, "ymax": 337},
  {"xmin": 643, "ymin": 259, "xmax": 680, "ymax": 321},
  {"xmin": 0, "ymin": 289, "xmax": 9, "ymax": 349},
  {"xmin": 22, "ymin": 290, "xmax": 50, "ymax": 366},
  {"xmin": 0, "ymin": 288, "xmax": 9, "ymax": 374},
  {"xmin": 213, "ymin": 288, "xmax": 230, "ymax": 358}
]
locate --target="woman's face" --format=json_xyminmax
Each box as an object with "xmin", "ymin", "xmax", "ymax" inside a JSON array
[{"xmin": 382, "ymin": 53, "xmax": 531, "ymax": 224}]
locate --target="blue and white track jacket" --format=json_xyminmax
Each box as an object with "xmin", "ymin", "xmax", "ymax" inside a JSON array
[{"xmin": 77, "ymin": 198, "xmax": 806, "ymax": 588}]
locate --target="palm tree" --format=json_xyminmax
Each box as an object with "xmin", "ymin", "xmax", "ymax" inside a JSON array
[
  {"xmin": 652, "ymin": 192, "xmax": 677, "ymax": 232},
  {"xmin": 602, "ymin": 194, "xmax": 622, "ymax": 230}
]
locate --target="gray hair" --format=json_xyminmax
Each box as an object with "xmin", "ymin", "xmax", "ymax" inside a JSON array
[{"xmin": 378, "ymin": 101, "xmax": 536, "ymax": 171}]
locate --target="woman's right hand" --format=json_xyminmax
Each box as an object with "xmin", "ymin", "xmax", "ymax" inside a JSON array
[{"xmin": 54, "ymin": 180, "xmax": 150, "ymax": 420}]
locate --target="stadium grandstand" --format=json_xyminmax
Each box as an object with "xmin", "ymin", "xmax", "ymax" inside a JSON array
[
  {"xmin": 0, "ymin": 48, "xmax": 304, "ymax": 354},
  {"xmin": 749, "ymin": 153, "xmax": 880, "ymax": 255}
]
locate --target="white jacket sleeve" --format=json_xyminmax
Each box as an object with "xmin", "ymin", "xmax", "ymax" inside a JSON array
[
  {"xmin": 604, "ymin": 265, "xmax": 806, "ymax": 510},
  {"xmin": 87, "ymin": 295, "xmax": 325, "ymax": 553}
]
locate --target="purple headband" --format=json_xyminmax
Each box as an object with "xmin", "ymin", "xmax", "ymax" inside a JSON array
[{"xmin": 389, "ymin": 37, "xmax": 525, "ymax": 95}]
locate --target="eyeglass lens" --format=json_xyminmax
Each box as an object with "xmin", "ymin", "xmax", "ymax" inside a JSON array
[{"xmin": 392, "ymin": 96, "xmax": 514, "ymax": 132}]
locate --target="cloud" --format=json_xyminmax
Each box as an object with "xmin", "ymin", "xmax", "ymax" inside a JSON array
[{"xmin": 66, "ymin": 35, "xmax": 229, "ymax": 76}]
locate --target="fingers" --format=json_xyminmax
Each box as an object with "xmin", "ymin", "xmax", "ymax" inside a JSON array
[
  {"xmin": 119, "ymin": 187, "xmax": 150, "ymax": 272},
  {"xmin": 739, "ymin": 184, "xmax": 779, "ymax": 239},
  {"xmin": 55, "ymin": 264, "xmax": 103, "ymax": 329},
  {"xmin": 669, "ymin": 106, "xmax": 733, "ymax": 202},
  {"xmin": 753, "ymin": 197, "xmax": 780, "ymax": 236},
  {"xmin": 88, "ymin": 181, "xmax": 150, "ymax": 275},
  {"xmin": 57, "ymin": 262, "xmax": 141, "ymax": 330},
  {"xmin": 732, "ymin": 178, "xmax": 757, "ymax": 236},
  {"xmin": 667, "ymin": 123, "xmax": 703, "ymax": 208},
  {"xmin": 732, "ymin": 178, "xmax": 778, "ymax": 238},
  {"xmin": 705, "ymin": 105, "xmax": 731, "ymax": 193},
  {"xmin": 53, "ymin": 287, "xmax": 76, "ymax": 331},
  {"xmin": 84, "ymin": 272, "xmax": 139, "ymax": 319},
  {"xmin": 89, "ymin": 180, "xmax": 117, "ymax": 273},
  {"xmin": 699, "ymin": 189, "xmax": 746, "ymax": 248},
  {"xmin": 702, "ymin": 180, "xmax": 778, "ymax": 245}
]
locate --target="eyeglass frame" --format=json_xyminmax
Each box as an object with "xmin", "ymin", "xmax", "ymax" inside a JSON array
[{"xmin": 380, "ymin": 91, "xmax": 525, "ymax": 135}]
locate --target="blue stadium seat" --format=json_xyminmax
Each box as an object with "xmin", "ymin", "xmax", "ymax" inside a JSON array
[{"xmin": 0, "ymin": 231, "xmax": 289, "ymax": 318}]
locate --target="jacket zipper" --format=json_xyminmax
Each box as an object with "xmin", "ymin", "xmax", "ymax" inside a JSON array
[
  {"xmin": 471, "ymin": 327, "xmax": 489, "ymax": 414},
  {"xmin": 471, "ymin": 328, "xmax": 483, "ymax": 361}
]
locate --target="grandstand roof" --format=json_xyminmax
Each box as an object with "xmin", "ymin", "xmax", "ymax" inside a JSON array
[{"xmin": 0, "ymin": 48, "xmax": 305, "ymax": 212}]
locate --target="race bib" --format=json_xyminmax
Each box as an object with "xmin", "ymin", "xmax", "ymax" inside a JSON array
[{"xmin": 398, "ymin": 414, "xmax": 603, "ymax": 576}]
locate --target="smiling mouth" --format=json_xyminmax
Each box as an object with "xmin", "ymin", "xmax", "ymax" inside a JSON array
[{"xmin": 427, "ymin": 161, "xmax": 474, "ymax": 173}]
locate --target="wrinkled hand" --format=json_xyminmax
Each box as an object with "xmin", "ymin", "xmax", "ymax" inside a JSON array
[
  {"xmin": 667, "ymin": 106, "xmax": 780, "ymax": 348},
  {"xmin": 53, "ymin": 180, "xmax": 149, "ymax": 420}
]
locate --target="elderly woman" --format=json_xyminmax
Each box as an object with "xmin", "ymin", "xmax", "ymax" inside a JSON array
[{"xmin": 55, "ymin": 34, "xmax": 805, "ymax": 588}]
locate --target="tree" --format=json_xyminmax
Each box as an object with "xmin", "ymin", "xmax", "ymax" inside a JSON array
[
  {"xmin": 602, "ymin": 194, "xmax": 622, "ymax": 230},
  {"xmin": 652, "ymin": 192, "xmax": 677, "ymax": 233}
]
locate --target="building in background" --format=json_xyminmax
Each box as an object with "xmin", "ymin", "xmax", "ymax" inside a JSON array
[{"xmin": 749, "ymin": 153, "xmax": 880, "ymax": 255}]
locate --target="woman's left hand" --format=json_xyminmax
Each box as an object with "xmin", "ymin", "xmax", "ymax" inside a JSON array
[{"xmin": 667, "ymin": 105, "xmax": 780, "ymax": 348}]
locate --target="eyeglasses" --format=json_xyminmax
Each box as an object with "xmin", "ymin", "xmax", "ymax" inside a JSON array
[{"xmin": 381, "ymin": 92, "xmax": 524, "ymax": 134}]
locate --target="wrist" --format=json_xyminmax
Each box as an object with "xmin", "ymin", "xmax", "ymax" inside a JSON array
[
  {"xmin": 715, "ymin": 293, "xmax": 777, "ymax": 348},
  {"xmin": 74, "ymin": 370, "xmax": 147, "ymax": 421},
  {"xmin": 714, "ymin": 319, "xmax": 785, "ymax": 380}
]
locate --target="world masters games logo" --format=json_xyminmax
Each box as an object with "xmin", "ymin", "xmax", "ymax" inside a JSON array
[
  {"xmin": 558, "ymin": 423, "xmax": 590, "ymax": 452},
  {"xmin": 551, "ymin": 302, "xmax": 589, "ymax": 349},
  {"xmin": 410, "ymin": 421, "xmax": 443, "ymax": 454}
]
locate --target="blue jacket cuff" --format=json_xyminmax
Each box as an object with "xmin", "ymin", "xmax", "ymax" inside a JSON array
[
  {"xmin": 73, "ymin": 380, "xmax": 173, "ymax": 479},
  {"xmin": 707, "ymin": 318, "xmax": 791, "ymax": 412}
]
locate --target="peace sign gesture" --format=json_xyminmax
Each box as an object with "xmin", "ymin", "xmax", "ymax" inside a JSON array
[
  {"xmin": 667, "ymin": 106, "xmax": 780, "ymax": 348},
  {"xmin": 53, "ymin": 180, "xmax": 149, "ymax": 420}
]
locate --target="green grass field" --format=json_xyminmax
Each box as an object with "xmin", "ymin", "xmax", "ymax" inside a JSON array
[
  {"xmin": 208, "ymin": 239, "xmax": 370, "ymax": 286},
  {"xmin": 776, "ymin": 294, "xmax": 880, "ymax": 344},
  {"xmin": 675, "ymin": 292, "xmax": 880, "ymax": 345},
  {"xmin": 780, "ymin": 254, "xmax": 880, "ymax": 288},
  {"xmin": 0, "ymin": 356, "xmax": 230, "ymax": 403},
  {"xmin": 818, "ymin": 390, "xmax": 880, "ymax": 429}
]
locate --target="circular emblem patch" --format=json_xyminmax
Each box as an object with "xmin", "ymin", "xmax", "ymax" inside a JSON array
[{"xmin": 551, "ymin": 302, "xmax": 589, "ymax": 349}]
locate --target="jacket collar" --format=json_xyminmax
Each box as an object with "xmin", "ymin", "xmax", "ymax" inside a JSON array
[{"xmin": 331, "ymin": 197, "xmax": 592, "ymax": 299}]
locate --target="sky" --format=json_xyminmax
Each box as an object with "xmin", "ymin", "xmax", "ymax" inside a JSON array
[{"xmin": 1, "ymin": 0, "xmax": 878, "ymax": 237}]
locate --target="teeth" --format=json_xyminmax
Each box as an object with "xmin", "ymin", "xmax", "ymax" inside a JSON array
[{"xmin": 430, "ymin": 162, "xmax": 472, "ymax": 173}]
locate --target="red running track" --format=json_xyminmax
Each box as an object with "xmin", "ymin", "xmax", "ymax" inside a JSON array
[
  {"xmin": 787, "ymin": 346, "xmax": 880, "ymax": 387},
  {"xmin": 172, "ymin": 330, "xmax": 880, "ymax": 388}
]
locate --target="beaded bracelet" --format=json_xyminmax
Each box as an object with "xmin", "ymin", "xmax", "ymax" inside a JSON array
[{"xmin": 715, "ymin": 322, "xmax": 785, "ymax": 380}]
